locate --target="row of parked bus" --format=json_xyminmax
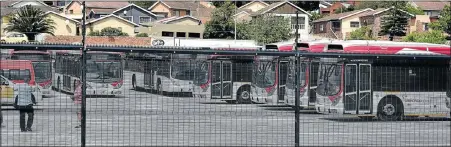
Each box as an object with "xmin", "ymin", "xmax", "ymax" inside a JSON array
[
  {"xmin": 126, "ymin": 40, "xmax": 451, "ymax": 121},
  {"xmin": 1, "ymin": 49, "xmax": 125, "ymax": 105}
]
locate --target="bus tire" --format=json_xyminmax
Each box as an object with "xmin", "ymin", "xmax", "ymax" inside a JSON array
[
  {"xmin": 236, "ymin": 85, "xmax": 251, "ymax": 104},
  {"xmin": 131, "ymin": 74, "xmax": 136, "ymax": 90},
  {"xmin": 377, "ymin": 96, "xmax": 404, "ymax": 121}
]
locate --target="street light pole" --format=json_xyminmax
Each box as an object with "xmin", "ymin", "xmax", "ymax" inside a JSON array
[
  {"xmin": 81, "ymin": 1, "xmax": 87, "ymax": 147},
  {"xmin": 294, "ymin": 11, "xmax": 300, "ymax": 147}
]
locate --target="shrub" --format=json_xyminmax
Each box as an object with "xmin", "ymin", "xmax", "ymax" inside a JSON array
[
  {"xmin": 402, "ymin": 30, "xmax": 447, "ymax": 44},
  {"xmin": 347, "ymin": 26, "xmax": 375, "ymax": 40},
  {"xmin": 136, "ymin": 33, "xmax": 149, "ymax": 37}
]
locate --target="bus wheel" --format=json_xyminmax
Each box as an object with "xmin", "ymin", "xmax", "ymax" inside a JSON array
[
  {"xmin": 377, "ymin": 97, "xmax": 403, "ymax": 121},
  {"xmin": 237, "ymin": 86, "xmax": 251, "ymax": 104},
  {"xmin": 131, "ymin": 74, "xmax": 136, "ymax": 90}
]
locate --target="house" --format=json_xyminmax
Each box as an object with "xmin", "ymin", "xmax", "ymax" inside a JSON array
[
  {"xmin": 42, "ymin": 1, "xmax": 70, "ymax": 7},
  {"xmin": 111, "ymin": 3, "xmax": 160, "ymax": 25},
  {"xmin": 44, "ymin": 11, "xmax": 79, "ymax": 36},
  {"xmin": 359, "ymin": 8, "xmax": 414, "ymax": 38},
  {"xmin": 233, "ymin": 0, "xmax": 269, "ymax": 23},
  {"xmin": 313, "ymin": 8, "xmax": 374, "ymax": 39},
  {"xmin": 408, "ymin": 1, "xmax": 450, "ymax": 21},
  {"xmin": 148, "ymin": 0, "xmax": 214, "ymax": 23},
  {"xmin": 3, "ymin": 1, "xmax": 51, "ymax": 8},
  {"xmin": 320, "ymin": 2, "xmax": 354, "ymax": 15},
  {"xmin": 250, "ymin": 1, "xmax": 312, "ymax": 40},
  {"xmin": 146, "ymin": 15, "xmax": 204, "ymax": 39},
  {"xmin": 85, "ymin": 14, "xmax": 139, "ymax": 36},
  {"xmin": 409, "ymin": 15, "xmax": 432, "ymax": 33},
  {"xmin": 63, "ymin": 1, "xmax": 129, "ymax": 21}
]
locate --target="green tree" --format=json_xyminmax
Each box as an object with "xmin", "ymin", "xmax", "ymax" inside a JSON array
[
  {"xmin": 203, "ymin": 1, "xmax": 236, "ymax": 39},
  {"xmin": 88, "ymin": 27, "xmax": 128, "ymax": 36},
  {"xmin": 356, "ymin": 1, "xmax": 407, "ymax": 10},
  {"xmin": 136, "ymin": 33, "xmax": 149, "ymax": 37},
  {"xmin": 4, "ymin": 5, "xmax": 55, "ymax": 41},
  {"xmin": 430, "ymin": 5, "xmax": 451, "ymax": 35},
  {"xmin": 402, "ymin": 30, "xmax": 447, "ymax": 44},
  {"xmin": 309, "ymin": 11, "xmax": 324, "ymax": 33},
  {"xmin": 247, "ymin": 15, "xmax": 291, "ymax": 45},
  {"xmin": 379, "ymin": 3, "xmax": 410, "ymax": 40},
  {"xmin": 347, "ymin": 26, "xmax": 375, "ymax": 40},
  {"xmin": 235, "ymin": 21, "xmax": 252, "ymax": 40},
  {"xmin": 334, "ymin": 5, "xmax": 355, "ymax": 14},
  {"xmin": 404, "ymin": 4, "xmax": 424, "ymax": 15},
  {"xmin": 130, "ymin": 1, "xmax": 155, "ymax": 9}
]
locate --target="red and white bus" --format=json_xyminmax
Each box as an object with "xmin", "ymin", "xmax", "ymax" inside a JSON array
[
  {"xmin": 192, "ymin": 47, "xmax": 258, "ymax": 104},
  {"xmin": 250, "ymin": 43, "xmax": 293, "ymax": 105},
  {"xmin": 315, "ymin": 40, "xmax": 451, "ymax": 121},
  {"xmin": 9, "ymin": 50, "xmax": 53, "ymax": 96},
  {"xmin": 53, "ymin": 50, "xmax": 124, "ymax": 96},
  {"xmin": 284, "ymin": 40, "xmax": 332, "ymax": 109},
  {"xmin": 0, "ymin": 60, "xmax": 43, "ymax": 103}
]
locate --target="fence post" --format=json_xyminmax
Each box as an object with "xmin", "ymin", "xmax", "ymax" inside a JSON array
[
  {"xmin": 294, "ymin": 11, "xmax": 300, "ymax": 147},
  {"xmin": 81, "ymin": 1, "xmax": 87, "ymax": 147}
]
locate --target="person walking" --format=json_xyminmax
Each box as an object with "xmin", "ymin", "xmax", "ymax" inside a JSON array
[
  {"xmin": 73, "ymin": 80, "xmax": 82, "ymax": 128},
  {"xmin": 13, "ymin": 77, "xmax": 36, "ymax": 132}
]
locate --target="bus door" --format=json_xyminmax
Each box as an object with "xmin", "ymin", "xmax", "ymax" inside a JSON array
[
  {"xmin": 309, "ymin": 61, "xmax": 320, "ymax": 105},
  {"xmin": 278, "ymin": 59, "xmax": 288, "ymax": 102},
  {"xmin": 211, "ymin": 61, "xmax": 232, "ymax": 99},
  {"xmin": 344, "ymin": 63, "xmax": 372, "ymax": 114},
  {"xmin": 144, "ymin": 60, "xmax": 156, "ymax": 89}
]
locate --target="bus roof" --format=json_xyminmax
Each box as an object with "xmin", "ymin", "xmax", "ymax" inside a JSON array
[
  {"xmin": 55, "ymin": 50, "xmax": 123, "ymax": 55},
  {"xmin": 11, "ymin": 50, "xmax": 51, "ymax": 54},
  {"xmin": 323, "ymin": 40, "xmax": 450, "ymax": 55},
  {"xmin": 0, "ymin": 60, "xmax": 34, "ymax": 69}
]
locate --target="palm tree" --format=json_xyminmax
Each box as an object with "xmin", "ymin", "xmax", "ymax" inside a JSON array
[{"xmin": 4, "ymin": 5, "xmax": 56, "ymax": 41}]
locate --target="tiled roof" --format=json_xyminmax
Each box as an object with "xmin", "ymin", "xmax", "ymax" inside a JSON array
[
  {"xmin": 359, "ymin": 8, "xmax": 386, "ymax": 17},
  {"xmin": 85, "ymin": 1, "xmax": 129, "ymax": 9},
  {"xmin": 412, "ymin": 1, "xmax": 449, "ymax": 11},
  {"xmin": 254, "ymin": 1, "xmax": 284, "ymax": 15},
  {"xmin": 163, "ymin": 1, "xmax": 201, "ymax": 10},
  {"xmin": 91, "ymin": 8, "xmax": 116, "ymax": 15},
  {"xmin": 313, "ymin": 8, "xmax": 373, "ymax": 22},
  {"xmin": 156, "ymin": 15, "xmax": 201, "ymax": 24}
]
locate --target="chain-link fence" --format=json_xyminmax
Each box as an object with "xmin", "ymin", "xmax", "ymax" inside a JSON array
[{"xmin": 0, "ymin": 42, "xmax": 450, "ymax": 146}]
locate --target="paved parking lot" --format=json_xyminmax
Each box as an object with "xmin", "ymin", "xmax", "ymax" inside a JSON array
[{"xmin": 1, "ymin": 71, "xmax": 450, "ymax": 146}]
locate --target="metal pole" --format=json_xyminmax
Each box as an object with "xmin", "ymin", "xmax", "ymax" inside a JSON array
[
  {"xmin": 294, "ymin": 11, "xmax": 300, "ymax": 147},
  {"xmin": 234, "ymin": 0, "xmax": 237, "ymax": 42},
  {"xmin": 81, "ymin": 1, "xmax": 87, "ymax": 147}
]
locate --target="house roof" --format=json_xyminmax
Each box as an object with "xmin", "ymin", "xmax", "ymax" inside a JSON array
[
  {"xmin": 86, "ymin": 14, "xmax": 139, "ymax": 26},
  {"xmin": 66, "ymin": 1, "xmax": 129, "ymax": 9},
  {"xmin": 237, "ymin": 0, "xmax": 269, "ymax": 10},
  {"xmin": 112, "ymin": 3, "xmax": 157, "ymax": 17},
  {"xmin": 90, "ymin": 8, "xmax": 116, "ymax": 15},
  {"xmin": 149, "ymin": 0, "xmax": 202, "ymax": 10},
  {"xmin": 411, "ymin": 1, "xmax": 449, "ymax": 11},
  {"xmin": 320, "ymin": 0, "xmax": 333, "ymax": 7},
  {"xmin": 253, "ymin": 1, "xmax": 312, "ymax": 16},
  {"xmin": 1, "ymin": 6, "xmax": 58, "ymax": 16},
  {"xmin": 233, "ymin": 9, "xmax": 254, "ymax": 17},
  {"xmin": 313, "ymin": 8, "xmax": 373, "ymax": 22},
  {"xmin": 44, "ymin": 11, "xmax": 80, "ymax": 23},
  {"xmin": 359, "ymin": 7, "xmax": 414, "ymax": 17},
  {"xmin": 156, "ymin": 15, "xmax": 201, "ymax": 24}
]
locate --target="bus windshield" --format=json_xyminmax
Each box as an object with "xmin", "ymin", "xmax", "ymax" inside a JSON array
[
  {"xmin": 316, "ymin": 63, "xmax": 342, "ymax": 96},
  {"xmin": 32, "ymin": 62, "xmax": 51, "ymax": 83},
  {"xmin": 11, "ymin": 53, "xmax": 51, "ymax": 61},
  {"xmin": 253, "ymin": 61, "xmax": 276, "ymax": 88},
  {"xmin": 194, "ymin": 61, "xmax": 209, "ymax": 85},
  {"xmin": 447, "ymin": 67, "xmax": 451, "ymax": 98},
  {"xmin": 0, "ymin": 69, "xmax": 31, "ymax": 81},
  {"xmin": 286, "ymin": 62, "xmax": 307, "ymax": 89},
  {"xmin": 171, "ymin": 60, "xmax": 195, "ymax": 81},
  {"xmin": 86, "ymin": 61, "xmax": 122, "ymax": 82}
]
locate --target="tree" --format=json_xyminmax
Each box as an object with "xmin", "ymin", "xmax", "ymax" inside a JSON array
[
  {"xmin": 404, "ymin": 4, "xmax": 424, "ymax": 15},
  {"xmin": 130, "ymin": 1, "xmax": 155, "ymax": 9},
  {"xmin": 88, "ymin": 27, "xmax": 128, "ymax": 36},
  {"xmin": 379, "ymin": 3, "xmax": 409, "ymax": 40},
  {"xmin": 136, "ymin": 33, "xmax": 148, "ymax": 37},
  {"xmin": 347, "ymin": 26, "xmax": 375, "ymax": 40},
  {"xmin": 402, "ymin": 30, "xmax": 447, "ymax": 44},
  {"xmin": 203, "ymin": 1, "xmax": 237, "ymax": 39},
  {"xmin": 247, "ymin": 15, "xmax": 291, "ymax": 45},
  {"xmin": 211, "ymin": 1, "xmax": 248, "ymax": 8},
  {"xmin": 309, "ymin": 11, "xmax": 324, "ymax": 33},
  {"xmin": 430, "ymin": 5, "xmax": 451, "ymax": 35},
  {"xmin": 290, "ymin": 1, "xmax": 320, "ymax": 12},
  {"xmin": 4, "ymin": 5, "xmax": 55, "ymax": 41},
  {"xmin": 356, "ymin": 1, "xmax": 407, "ymax": 10},
  {"xmin": 334, "ymin": 5, "xmax": 355, "ymax": 14}
]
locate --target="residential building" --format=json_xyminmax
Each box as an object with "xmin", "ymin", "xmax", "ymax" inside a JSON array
[
  {"xmin": 359, "ymin": 8, "xmax": 414, "ymax": 38},
  {"xmin": 409, "ymin": 15, "xmax": 432, "ymax": 33},
  {"xmin": 111, "ymin": 3, "xmax": 160, "ymax": 25},
  {"xmin": 44, "ymin": 11, "xmax": 79, "ymax": 36},
  {"xmin": 408, "ymin": 1, "xmax": 449, "ymax": 20},
  {"xmin": 250, "ymin": 1, "xmax": 312, "ymax": 40},
  {"xmin": 63, "ymin": 1, "xmax": 129, "ymax": 21},
  {"xmin": 148, "ymin": 0, "xmax": 214, "ymax": 23},
  {"xmin": 313, "ymin": 8, "xmax": 373, "ymax": 39},
  {"xmin": 145, "ymin": 15, "xmax": 204, "ymax": 39},
  {"xmin": 233, "ymin": 0, "xmax": 269, "ymax": 23},
  {"xmin": 85, "ymin": 14, "xmax": 139, "ymax": 37}
]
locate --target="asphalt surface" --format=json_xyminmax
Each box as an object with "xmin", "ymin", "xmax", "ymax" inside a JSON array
[{"xmin": 0, "ymin": 71, "xmax": 450, "ymax": 146}]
